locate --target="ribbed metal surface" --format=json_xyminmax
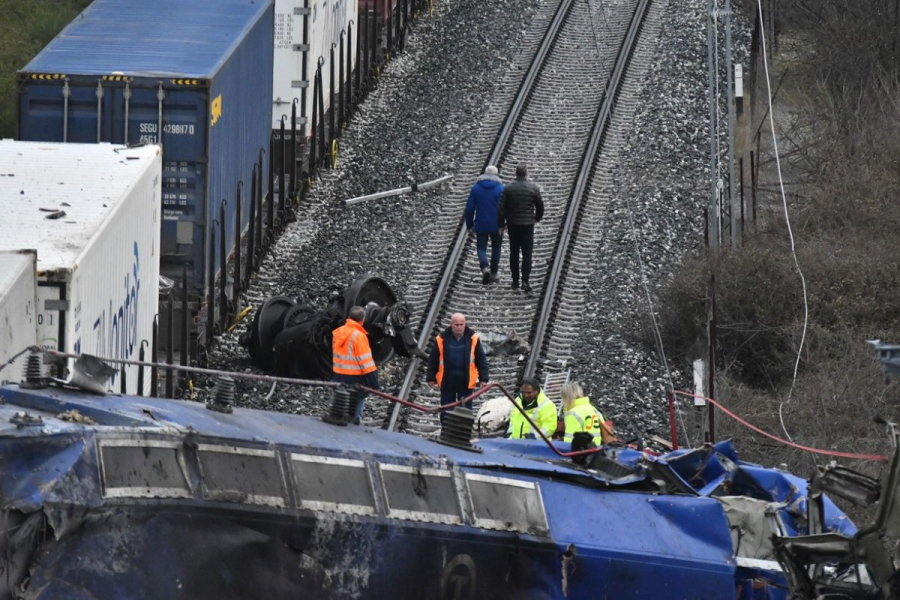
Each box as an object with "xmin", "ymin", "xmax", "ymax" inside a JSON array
[
  {"xmin": 388, "ymin": 0, "xmax": 654, "ymax": 438},
  {"xmin": 22, "ymin": 0, "xmax": 273, "ymax": 78}
]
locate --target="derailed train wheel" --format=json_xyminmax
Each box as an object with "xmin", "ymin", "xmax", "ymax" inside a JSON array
[
  {"xmin": 244, "ymin": 296, "xmax": 295, "ymax": 370},
  {"xmin": 343, "ymin": 275, "xmax": 398, "ymax": 364}
]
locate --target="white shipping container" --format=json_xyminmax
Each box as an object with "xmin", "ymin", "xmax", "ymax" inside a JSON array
[
  {"xmin": 0, "ymin": 141, "xmax": 162, "ymax": 394},
  {"xmin": 0, "ymin": 251, "xmax": 37, "ymax": 368},
  {"xmin": 273, "ymin": 0, "xmax": 358, "ymax": 133}
]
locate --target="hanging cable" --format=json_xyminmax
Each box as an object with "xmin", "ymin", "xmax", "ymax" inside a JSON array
[
  {"xmin": 756, "ymin": 0, "xmax": 809, "ymax": 442},
  {"xmin": 624, "ymin": 196, "xmax": 692, "ymax": 449}
]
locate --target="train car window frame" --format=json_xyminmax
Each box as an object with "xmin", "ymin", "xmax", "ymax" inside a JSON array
[
  {"xmin": 197, "ymin": 444, "xmax": 287, "ymax": 507},
  {"xmin": 98, "ymin": 439, "xmax": 192, "ymax": 499},
  {"xmin": 378, "ymin": 464, "xmax": 463, "ymax": 525},
  {"xmin": 290, "ymin": 453, "xmax": 377, "ymax": 516},
  {"xmin": 464, "ymin": 473, "xmax": 549, "ymax": 534}
]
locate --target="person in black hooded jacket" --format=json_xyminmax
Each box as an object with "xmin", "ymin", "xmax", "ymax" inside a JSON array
[{"xmin": 498, "ymin": 162, "xmax": 543, "ymax": 293}]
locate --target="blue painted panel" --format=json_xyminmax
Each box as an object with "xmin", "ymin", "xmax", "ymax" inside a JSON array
[{"xmin": 22, "ymin": 0, "xmax": 270, "ymax": 78}]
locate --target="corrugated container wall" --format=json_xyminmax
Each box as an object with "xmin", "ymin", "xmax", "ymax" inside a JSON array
[
  {"xmin": 17, "ymin": 0, "xmax": 275, "ymax": 293},
  {"xmin": 0, "ymin": 252, "xmax": 38, "ymax": 368},
  {"xmin": 0, "ymin": 142, "xmax": 162, "ymax": 395},
  {"xmin": 273, "ymin": 0, "xmax": 357, "ymax": 136}
]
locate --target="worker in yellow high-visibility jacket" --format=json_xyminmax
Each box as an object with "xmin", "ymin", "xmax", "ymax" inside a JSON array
[
  {"xmin": 561, "ymin": 381, "xmax": 616, "ymax": 444},
  {"xmin": 508, "ymin": 378, "xmax": 557, "ymax": 439}
]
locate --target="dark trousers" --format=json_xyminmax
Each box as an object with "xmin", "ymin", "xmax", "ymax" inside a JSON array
[
  {"xmin": 507, "ymin": 224, "xmax": 534, "ymax": 283},
  {"xmin": 439, "ymin": 386, "xmax": 473, "ymax": 424},
  {"xmin": 476, "ymin": 231, "xmax": 502, "ymax": 273}
]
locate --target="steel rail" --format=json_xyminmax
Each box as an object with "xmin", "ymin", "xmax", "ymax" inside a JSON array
[
  {"xmin": 523, "ymin": 0, "xmax": 652, "ymax": 379},
  {"xmin": 386, "ymin": 0, "xmax": 577, "ymax": 431}
]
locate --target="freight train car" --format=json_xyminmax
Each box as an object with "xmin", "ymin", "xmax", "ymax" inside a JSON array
[
  {"xmin": 273, "ymin": 0, "xmax": 358, "ymax": 141},
  {"xmin": 0, "ymin": 141, "xmax": 161, "ymax": 395},
  {"xmin": 0, "ymin": 251, "xmax": 37, "ymax": 367},
  {"xmin": 17, "ymin": 0, "xmax": 275, "ymax": 300}
]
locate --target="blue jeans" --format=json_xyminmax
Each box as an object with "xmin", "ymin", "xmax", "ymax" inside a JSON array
[
  {"xmin": 476, "ymin": 232, "xmax": 502, "ymax": 273},
  {"xmin": 439, "ymin": 387, "xmax": 474, "ymax": 424}
]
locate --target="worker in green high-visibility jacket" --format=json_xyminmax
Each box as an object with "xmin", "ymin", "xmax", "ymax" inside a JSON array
[{"xmin": 507, "ymin": 378, "xmax": 557, "ymax": 439}]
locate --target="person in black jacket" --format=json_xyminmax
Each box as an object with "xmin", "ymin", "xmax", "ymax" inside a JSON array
[
  {"xmin": 425, "ymin": 313, "xmax": 490, "ymax": 425},
  {"xmin": 498, "ymin": 162, "xmax": 544, "ymax": 293}
]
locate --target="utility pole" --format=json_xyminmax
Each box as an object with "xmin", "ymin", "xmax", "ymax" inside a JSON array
[
  {"xmin": 725, "ymin": 0, "xmax": 738, "ymax": 248},
  {"xmin": 706, "ymin": 0, "xmax": 720, "ymax": 250}
]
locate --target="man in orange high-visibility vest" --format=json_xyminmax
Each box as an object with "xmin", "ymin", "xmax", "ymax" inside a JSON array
[
  {"xmin": 425, "ymin": 313, "xmax": 490, "ymax": 425},
  {"xmin": 332, "ymin": 305, "xmax": 380, "ymax": 425}
]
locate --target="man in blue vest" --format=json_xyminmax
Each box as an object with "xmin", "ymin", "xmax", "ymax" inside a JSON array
[{"xmin": 426, "ymin": 313, "xmax": 490, "ymax": 425}]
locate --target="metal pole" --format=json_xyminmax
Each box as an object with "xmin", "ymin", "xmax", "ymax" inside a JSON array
[
  {"xmin": 370, "ymin": 0, "xmax": 377, "ymax": 83},
  {"xmin": 706, "ymin": 0, "xmax": 720, "ymax": 250},
  {"xmin": 750, "ymin": 150, "xmax": 757, "ymax": 227},
  {"xmin": 708, "ymin": 274, "xmax": 716, "ymax": 443},
  {"xmin": 278, "ymin": 115, "xmax": 286, "ymax": 223},
  {"xmin": 181, "ymin": 266, "xmax": 190, "ymax": 395},
  {"xmin": 151, "ymin": 315, "xmax": 159, "ymax": 397},
  {"xmin": 704, "ymin": 207, "xmax": 709, "ymax": 249},
  {"xmin": 166, "ymin": 293, "xmax": 175, "ymax": 399},
  {"xmin": 329, "ymin": 44, "xmax": 336, "ymax": 150},
  {"xmin": 63, "ymin": 79, "xmax": 70, "ymax": 142},
  {"xmin": 301, "ymin": 0, "xmax": 310, "ymax": 133},
  {"xmin": 339, "ymin": 34, "xmax": 346, "ymax": 132},
  {"xmin": 310, "ymin": 72, "xmax": 319, "ymax": 170},
  {"xmin": 348, "ymin": 23, "xmax": 355, "ymax": 110},
  {"xmin": 219, "ymin": 202, "xmax": 228, "ymax": 332},
  {"xmin": 359, "ymin": 8, "xmax": 366, "ymax": 94},
  {"xmin": 123, "ymin": 81, "xmax": 131, "ymax": 144},
  {"xmin": 267, "ymin": 137, "xmax": 275, "ymax": 241},
  {"xmin": 318, "ymin": 65, "xmax": 326, "ymax": 163},
  {"xmin": 739, "ymin": 156, "xmax": 745, "ymax": 236},
  {"xmin": 208, "ymin": 222, "xmax": 217, "ymax": 340},
  {"xmin": 96, "ymin": 80, "xmax": 104, "ymax": 142},
  {"xmin": 290, "ymin": 100, "xmax": 298, "ymax": 202},
  {"xmin": 387, "ymin": 0, "xmax": 393, "ymax": 55},
  {"xmin": 725, "ymin": 0, "xmax": 738, "ymax": 249},
  {"xmin": 247, "ymin": 165, "xmax": 257, "ymax": 281},
  {"xmin": 668, "ymin": 390, "xmax": 678, "ymax": 451},
  {"xmin": 257, "ymin": 149, "xmax": 264, "ymax": 256},
  {"xmin": 138, "ymin": 341, "xmax": 146, "ymax": 396},
  {"xmin": 120, "ymin": 366, "xmax": 127, "ymax": 394},
  {"xmin": 234, "ymin": 182, "xmax": 242, "ymax": 307}
]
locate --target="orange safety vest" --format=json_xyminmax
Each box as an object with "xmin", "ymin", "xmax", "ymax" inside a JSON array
[
  {"xmin": 332, "ymin": 319, "xmax": 377, "ymax": 376},
  {"xmin": 435, "ymin": 333, "xmax": 479, "ymax": 389}
]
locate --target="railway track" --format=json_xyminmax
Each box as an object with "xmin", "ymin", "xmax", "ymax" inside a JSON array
[{"xmin": 383, "ymin": 0, "xmax": 662, "ymax": 436}]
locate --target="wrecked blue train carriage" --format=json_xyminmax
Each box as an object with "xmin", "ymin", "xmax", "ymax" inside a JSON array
[{"xmin": 0, "ymin": 377, "xmax": 891, "ymax": 599}]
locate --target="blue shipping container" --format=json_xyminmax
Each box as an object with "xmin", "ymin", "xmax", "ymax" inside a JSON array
[{"xmin": 18, "ymin": 0, "xmax": 275, "ymax": 292}]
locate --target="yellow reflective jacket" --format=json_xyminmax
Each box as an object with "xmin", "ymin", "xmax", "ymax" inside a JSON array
[
  {"xmin": 563, "ymin": 397, "xmax": 606, "ymax": 444},
  {"xmin": 508, "ymin": 390, "xmax": 557, "ymax": 439}
]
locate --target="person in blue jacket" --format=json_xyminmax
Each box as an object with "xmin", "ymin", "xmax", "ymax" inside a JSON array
[{"xmin": 465, "ymin": 165, "xmax": 504, "ymax": 284}]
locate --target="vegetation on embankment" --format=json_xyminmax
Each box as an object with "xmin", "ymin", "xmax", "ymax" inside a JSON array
[
  {"xmin": 0, "ymin": 0, "xmax": 92, "ymax": 139},
  {"xmin": 653, "ymin": 0, "xmax": 900, "ymax": 521}
]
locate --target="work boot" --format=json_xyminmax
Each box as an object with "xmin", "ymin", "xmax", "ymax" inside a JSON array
[
  {"xmin": 489, "ymin": 271, "xmax": 500, "ymax": 283},
  {"xmin": 481, "ymin": 267, "xmax": 491, "ymax": 285},
  {"xmin": 521, "ymin": 281, "xmax": 532, "ymax": 293},
  {"xmin": 511, "ymin": 280, "xmax": 519, "ymax": 290}
]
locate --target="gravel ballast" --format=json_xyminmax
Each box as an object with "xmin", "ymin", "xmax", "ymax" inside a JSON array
[{"xmin": 203, "ymin": 0, "xmax": 752, "ymax": 446}]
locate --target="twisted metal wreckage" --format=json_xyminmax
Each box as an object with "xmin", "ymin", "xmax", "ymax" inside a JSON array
[{"xmin": 0, "ymin": 279, "xmax": 897, "ymax": 599}]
